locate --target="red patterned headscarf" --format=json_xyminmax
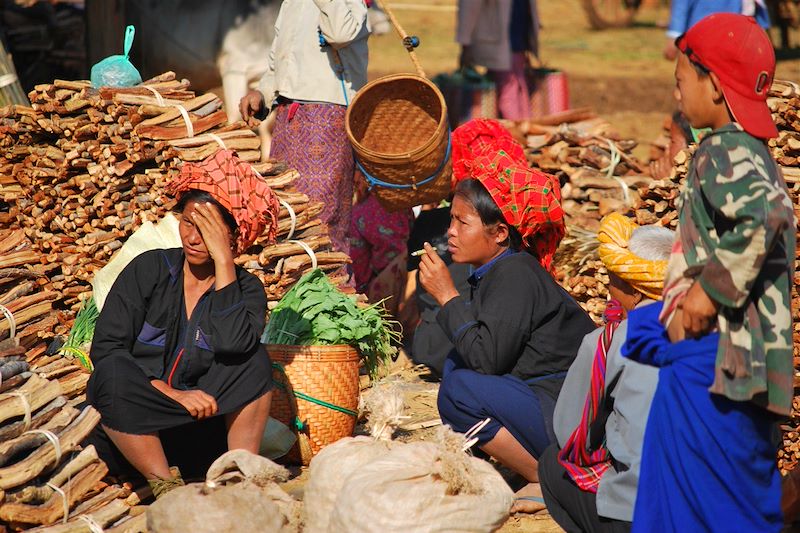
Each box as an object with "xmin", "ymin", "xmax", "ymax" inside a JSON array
[
  {"xmin": 167, "ymin": 150, "xmax": 280, "ymax": 254},
  {"xmin": 452, "ymin": 120, "xmax": 565, "ymax": 273}
]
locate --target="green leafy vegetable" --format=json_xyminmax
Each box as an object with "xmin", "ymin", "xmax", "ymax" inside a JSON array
[{"xmin": 263, "ymin": 269, "xmax": 401, "ymax": 379}]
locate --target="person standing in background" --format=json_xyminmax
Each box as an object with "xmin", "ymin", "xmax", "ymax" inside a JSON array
[
  {"xmin": 457, "ymin": 0, "xmax": 539, "ymax": 121},
  {"xmin": 663, "ymin": 0, "xmax": 769, "ymax": 60},
  {"xmin": 240, "ymin": 0, "xmax": 370, "ymax": 255}
]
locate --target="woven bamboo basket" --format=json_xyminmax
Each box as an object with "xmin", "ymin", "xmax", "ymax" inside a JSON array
[
  {"xmin": 267, "ymin": 344, "xmax": 360, "ymax": 465},
  {"xmin": 345, "ymin": 2, "xmax": 451, "ymax": 212}
]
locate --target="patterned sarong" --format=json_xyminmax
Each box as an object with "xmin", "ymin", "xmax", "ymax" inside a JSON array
[{"xmin": 270, "ymin": 102, "xmax": 354, "ymax": 255}]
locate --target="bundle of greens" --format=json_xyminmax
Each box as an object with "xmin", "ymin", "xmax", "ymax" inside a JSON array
[
  {"xmin": 59, "ymin": 296, "xmax": 98, "ymax": 371},
  {"xmin": 263, "ymin": 269, "xmax": 400, "ymax": 379}
]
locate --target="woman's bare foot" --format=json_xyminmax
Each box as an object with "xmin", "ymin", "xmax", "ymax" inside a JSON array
[{"xmin": 510, "ymin": 482, "xmax": 547, "ymax": 514}]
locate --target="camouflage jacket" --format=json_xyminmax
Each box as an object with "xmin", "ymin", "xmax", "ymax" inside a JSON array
[{"xmin": 661, "ymin": 123, "xmax": 796, "ymax": 416}]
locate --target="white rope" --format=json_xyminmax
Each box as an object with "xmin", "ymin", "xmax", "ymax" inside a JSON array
[
  {"xmin": 47, "ymin": 482, "xmax": 69, "ymax": 524},
  {"xmin": 142, "ymin": 85, "xmax": 166, "ymax": 107},
  {"xmin": 0, "ymin": 73, "xmax": 18, "ymax": 89},
  {"xmin": 4, "ymin": 391, "xmax": 31, "ymax": 431},
  {"xmin": 0, "ymin": 303, "xmax": 16, "ymax": 340},
  {"xmin": 280, "ymin": 200, "xmax": 297, "ymax": 241},
  {"xmin": 602, "ymin": 139, "xmax": 630, "ymax": 205},
  {"xmin": 289, "ymin": 240, "xmax": 317, "ymax": 270},
  {"xmin": 173, "ymin": 105, "xmax": 194, "ymax": 138},
  {"xmin": 207, "ymin": 133, "xmax": 227, "ymax": 150},
  {"xmin": 26, "ymin": 429, "xmax": 62, "ymax": 465},
  {"xmin": 78, "ymin": 514, "xmax": 105, "ymax": 533}
]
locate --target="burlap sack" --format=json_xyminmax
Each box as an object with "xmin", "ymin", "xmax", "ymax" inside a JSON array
[
  {"xmin": 328, "ymin": 429, "xmax": 514, "ymax": 533},
  {"xmin": 147, "ymin": 450, "xmax": 301, "ymax": 533},
  {"xmin": 303, "ymin": 384, "xmax": 404, "ymax": 532}
]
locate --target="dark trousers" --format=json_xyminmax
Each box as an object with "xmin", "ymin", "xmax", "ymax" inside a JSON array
[
  {"xmin": 437, "ymin": 353, "xmax": 557, "ymax": 458},
  {"xmin": 539, "ymin": 444, "xmax": 632, "ymax": 533}
]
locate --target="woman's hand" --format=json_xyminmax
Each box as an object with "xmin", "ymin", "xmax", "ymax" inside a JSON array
[
  {"xmin": 173, "ymin": 389, "xmax": 219, "ymax": 419},
  {"xmin": 239, "ymin": 89, "xmax": 265, "ymax": 127},
  {"xmin": 192, "ymin": 202, "xmax": 235, "ymax": 265},
  {"xmin": 192, "ymin": 202, "xmax": 237, "ymax": 289},
  {"xmin": 152, "ymin": 381, "xmax": 218, "ymax": 419},
  {"xmin": 418, "ymin": 242, "xmax": 459, "ymax": 306}
]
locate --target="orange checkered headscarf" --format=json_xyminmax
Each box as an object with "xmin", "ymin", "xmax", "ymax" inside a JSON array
[
  {"xmin": 167, "ymin": 150, "xmax": 280, "ymax": 254},
  {"xmin": 452, "ymin": 119, "xmax": 565, "ymax": 273}
]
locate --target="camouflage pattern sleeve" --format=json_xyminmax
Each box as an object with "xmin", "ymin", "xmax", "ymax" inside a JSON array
[{"xmin": 694, "ymin": 139, "xmax": 792, "ymax": 308}]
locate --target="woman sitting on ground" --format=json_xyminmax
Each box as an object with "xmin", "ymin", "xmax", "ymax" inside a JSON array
[
  {"xmin": 539, "ymin": 213, "xmax": 673, "ymax": 533},
  {"xmin": 86, "ymin": 150, "xmax": 278, "ymax": 497},
  {"xmin": 418, "ymin": 119, "xmax": 595, "ymax": 513}
]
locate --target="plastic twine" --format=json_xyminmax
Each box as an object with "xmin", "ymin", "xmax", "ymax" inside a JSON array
[
  {"xmin": 279, "ymin": 200, "xmax": 297, "ymax": 241},
  {"xmin": 47, "ymin": 482, "xmax": 69, "ymax": 524},
  {"xmin": 0, "ymin": 303, "xmax": 16, "ymax": 340},
  {"xmin": 79, "ymin": 514, "xmax": 105, "ymax": 533},
  {"xmin": 26, "ymin": 429, "xmax": 62, "ymax": 464},
  {"xmin": 602, "ymin": 139, "xmax": 630, "ymax": 205},
  {"xmin": 173, "ymin": 105, "xmax": 194, "ymax": 138},
  {"xmin": 142, "ymin": 85, "xmax": 166, "ymax": 107},
  {"xmin": 289, "ymin": 240, "xmax": 317, "ymax": 270},
  {"xmin": 4, "ymin": 391, "xmax": 31, "ymax": 431},
  {"xmin": 207, "ymin": 133, "xmax": 227, "ymax": 150}
]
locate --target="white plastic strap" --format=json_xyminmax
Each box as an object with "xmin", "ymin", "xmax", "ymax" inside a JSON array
[
  {"xmin": 289, "ymin": 240, "xmax": 317, "ymax": 270},
  {"xmin": 173, "ymin": 105, "xmax": 194, "ymax": 138},
  {"xmin": 26, "ymin": 429, "xmax": 62, "ymax": 465},
  {"xmin": 0, "ymin": 73, "xmax": 18, "ymax": 89},
  {"xmin": 47, "ymin": 482, "xmax": 69, "ymax": 524},
  {"xmin": 207, "ymin": 133, "xmax": 227, "ymax": 150},
  {"xmin": 462, "ymin": 417, "xmax": 492, "ymax": 452},
  {"xmin": 4, "ymin": 391, "xmax": 31, "ymax": 431},
  {"xmin": 0, "ymin": 303, "xmax": 16, "ymax": 340},
  {"xmin": 79, "ymin": 514, "xmax": 105, "ymax": 533},
  {"xmin": 142, "ymin": 85, "xmax": 166, "ymax": 107},
  {"xmin": 602, "ymin": 139, "xmax": 629, "ymax": 205},
  {"xmin": 280, "ymin": 200, "xmax": 297, "ymax": 240},
  {"xmin": 613, "ymin": 176, "xmax": 631, "ymax": 205}
]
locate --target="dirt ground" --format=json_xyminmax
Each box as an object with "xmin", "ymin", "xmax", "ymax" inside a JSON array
[{"xmin": 370, "ymin": 0, "xmax": 800, "ymax": 161}]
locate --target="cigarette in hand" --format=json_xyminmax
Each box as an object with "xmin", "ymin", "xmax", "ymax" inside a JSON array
[{"xmin": 411, "ymin": 249, "xmax": 427, "ymax": 257}]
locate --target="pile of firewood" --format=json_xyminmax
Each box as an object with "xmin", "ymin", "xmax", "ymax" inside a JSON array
[
  {"xmin": 553, "ymin": 226, "xmax": 608, "ymax": 326},
  {"xmin": 0, "ymin": 72, "xmax": 350, "ymax": 313},
  {"xmin": 0, "ymin": 370, "xmax": 148, "ymax": 530},
  {"xmin": 0, "ymin": 71, "xmax": 354, "ymax": 529},
  {"xmin": 525, "ymin": 116, "xmax": 650, "ymax": 232},
  {"xmin": 767, "ymin": 80, "xmax": 800, "ymax": 475}
]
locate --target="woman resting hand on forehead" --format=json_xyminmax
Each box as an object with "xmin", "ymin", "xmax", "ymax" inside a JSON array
[
  {"xmin": 86, "ymin": 151, "xmax": 279, "ymax": 498},
  {"xmin": 418, "ymin": 119, "xmax": 595, "ymax": 514}
]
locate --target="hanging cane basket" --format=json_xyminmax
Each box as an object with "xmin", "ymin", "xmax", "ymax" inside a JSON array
[
  {"xmin": 267, "ymin": 344, "xmax": 360, "ymax": 465},
  {"xmin": 345, "ymin": 1, "xmax": 451, "ymax": 212}
]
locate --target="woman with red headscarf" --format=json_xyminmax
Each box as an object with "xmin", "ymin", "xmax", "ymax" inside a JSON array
[
  {"xmin": 86, "ymin": 151, "xmax": 279, "ymax": 498},
  {"xmin": 419, "ymin": 120, "xmax": 594, "ymax": 512}
]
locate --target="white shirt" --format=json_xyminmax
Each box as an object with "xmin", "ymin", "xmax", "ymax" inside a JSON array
[{"xmin": 258, "ymin": 0, "xmax": 370, "ymax": 107}]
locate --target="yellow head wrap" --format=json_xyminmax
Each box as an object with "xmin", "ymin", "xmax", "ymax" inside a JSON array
[{"xmin": 597, "ymin": 213, "xmax": 668, "ymax": 301}]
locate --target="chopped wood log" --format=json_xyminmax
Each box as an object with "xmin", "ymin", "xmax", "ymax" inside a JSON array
[{"xmin": 0, "ymin": 374, "xmax": 62, "ymax": 427}]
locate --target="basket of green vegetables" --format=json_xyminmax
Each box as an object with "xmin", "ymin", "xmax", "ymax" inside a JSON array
[{"xmin": 262, "ymin": 269, "xmax": 400, "ymax": 464}]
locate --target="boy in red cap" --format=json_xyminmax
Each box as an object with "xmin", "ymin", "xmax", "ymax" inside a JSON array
[{"xmin": 620, "ymin": 13, "xmax": 795, "ymax": 532}]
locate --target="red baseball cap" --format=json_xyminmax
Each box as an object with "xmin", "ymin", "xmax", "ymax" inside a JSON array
[{"xmin": 677, "ymin": 13, "xmax": 777, "ymax": 139}]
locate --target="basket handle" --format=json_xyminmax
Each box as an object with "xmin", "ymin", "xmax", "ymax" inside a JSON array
[{"xmin": 373, "ymin": 0, "xmax": 426, "ymax": 78}]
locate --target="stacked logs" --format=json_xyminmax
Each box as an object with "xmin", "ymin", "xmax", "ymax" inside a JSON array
[
  {"xmin": 0, "ymin": 370, "xmax": 148, "ymax": 531},
  {"xmin": 767, "ymin": 80, "xmax": 800, "ymax": 474},
  {"xmin": 525, "ymin": 117, "xmax": 651, "ymax": 232},
  {"xmin": 0, "ymin": 72, "xmax": 353, "ymax": 529},
  {"xmin": 0, "ymin": 72, "xmax": 350, "ymax": 311}
]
